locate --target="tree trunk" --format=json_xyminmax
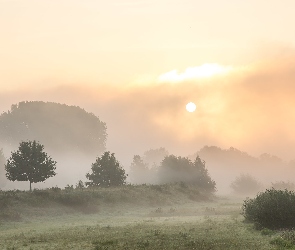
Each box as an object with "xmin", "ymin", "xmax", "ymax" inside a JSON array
[{"xmin": 30, "ymin": 181, "xmax": 32, "ymax": 192}]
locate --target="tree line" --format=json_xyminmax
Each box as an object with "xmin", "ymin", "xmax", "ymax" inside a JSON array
[{"xmin": 1, "ymin": 140, "xmax": 216, "ymax": 193}]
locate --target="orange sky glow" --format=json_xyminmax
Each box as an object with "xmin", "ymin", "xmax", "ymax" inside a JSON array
[{"xmin": 1, "ymin": 0, "xmax": 295, "ymax": 163}]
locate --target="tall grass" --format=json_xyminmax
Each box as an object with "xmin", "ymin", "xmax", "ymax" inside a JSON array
[{"xmin": 0, "ymin": 183, "xmax": 212, "ymax": 221}]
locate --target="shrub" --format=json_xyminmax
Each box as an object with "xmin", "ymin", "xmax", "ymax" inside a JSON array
[
  {"xmin": 242, "ymin": 188, "xmax": 295, "ymax": 229},
  {"xmin": 230, "ymin": 174, "xmax": 263, "ymax": 195}
]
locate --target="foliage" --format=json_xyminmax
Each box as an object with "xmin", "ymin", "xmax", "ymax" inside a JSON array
[
  {"xmin": 86, "ymin": 151, "xmax": 126, "ymax": 187},
  {"xmin": 5, "ymin": 140, "xmax": 57, "ymax": 191},
  {"xmin": 242, "ymin": 188, "xmax": 295, "ymax": 229},
  {"xmin": 271, "ymin": 181, "xmax": 295, "ymax": 191},
  {"xmin": 191, "ymin": 146, "xmax": 259, "ymax": 169},
  {"xmin": 230, "ymin": 174, "xmax": 263, "ymax": 195},
  {"xmin": 143, "ymin": 147, "xmax": 169, "ymax": 167},
  {"xmin": 277, "ymin": 230, "xmax": 295, "ymax": 246},
  {"xmin": 129, "ymin": 155, "xmax": 150, "ymax": 184},
  {"xmin": 75, "ymin": 180, "xmax": 85, "ymax": 189},
  {"xmin": 0, "ymin": 101, "xmax": 107, "ymax": 154},
  {"xmin": 158, "ymin": 155, "xmax": 216, "ymax": 193}
]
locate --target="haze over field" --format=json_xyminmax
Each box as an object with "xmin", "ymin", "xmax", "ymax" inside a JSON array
[{"xmin": 1, "ymin": 0, "xmax": 295, "ymax": 191}]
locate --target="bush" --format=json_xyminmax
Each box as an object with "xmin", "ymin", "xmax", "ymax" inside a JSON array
[
  {"xmin": 242, "ymin": 188, "xmax": 295, "ymax": 229},
  {"xmin": 230, "ymin": 174, "xmax": 263, "ymax": 195}
]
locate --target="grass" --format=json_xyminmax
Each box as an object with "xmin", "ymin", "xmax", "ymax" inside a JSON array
[
  {"xmin": 0, "ymin": 183, "xmax": 211, "ymax": 221},
  {"xmin": 0, "ymin": 184, "xmax": 292, "ymax": 249},
  {"xmin": 0, "ymin": 202, "xmax": 277, "ymax": 250}
]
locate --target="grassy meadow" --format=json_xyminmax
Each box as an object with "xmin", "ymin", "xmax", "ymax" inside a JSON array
[{"xmin": 0, "ymin": 184, "xmax": 292, "ymax": 249}]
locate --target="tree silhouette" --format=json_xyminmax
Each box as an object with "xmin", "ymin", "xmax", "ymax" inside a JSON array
[
  {"xmin": 230, "ymin": 174, "xmax": 263, "ymax": 195},
  {"xmin": 129, "ymin": 155, "xmax": 149, "ymax": 184},
  {"xmin": 5, "ymin": 140, "xmax": 57, "ymax": 191},
  {"xmin": 0, "ymin": 101, "xmax": 107, "ymax": 155},
  {"xmin": 158, "ymin": 154, "xmax": 216, "ymax": 193},
  {"xmin": 86, "ymin": 151, "xmax": 126, "ymax": 187},
  {"xmin": 143, "ymin": 147, "xmax": 169, "ymax": 167}
]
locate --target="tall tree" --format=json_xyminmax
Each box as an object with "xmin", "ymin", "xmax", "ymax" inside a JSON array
[
  {"xmin": 0, "ymin": 101, "xmax": 107, "ymax": 155},
  {"xmin": 5, "ymin": 140, "xmax": 57, "ymax": 191},
  {"xmin": 86, "ymin": 151, "xmax": 126, "ymax": 187},
  {"xmin": 129, "ymin": 155, "xmax": 150, "ymax": 184},
  {"xmin": 192, "ymin": 156, "xmax": 216, "ymax": 193}
]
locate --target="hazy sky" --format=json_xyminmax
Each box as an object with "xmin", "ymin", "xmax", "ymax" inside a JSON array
[{"xmin": 1, "ymin": 0, "xmax": 295, "ymax": 163}]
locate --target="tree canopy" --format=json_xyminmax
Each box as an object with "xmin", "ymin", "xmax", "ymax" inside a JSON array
[
  {"xmin": 230, "ymin": 174, "xmax": 263, "ymax": 195},
  {"xmin": 128, "ymin": 147, "xmax": 168, "ymax": 185},
  {"xmin": 143, "ymin": 147, "xmax": 169, "ymax": 167},
  {"xmin": 5, "ymin": 140, "xmax": 57, "ymax": 191},
  {"xmin": 86, "ymin": 151, "xmax": 126, "ymax": 187},
  {"xmin": 0, "ymin": 101, "xmax": 107, "ymax": 155},
  {"xmin": 158, "ymin": 155, "xmax": 216, "ymax": 193},
  {"xmin": 129, "ymin": 155, "xmax": 149, "ymax": 184}
]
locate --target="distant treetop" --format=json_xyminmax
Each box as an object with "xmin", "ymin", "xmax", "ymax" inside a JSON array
[{"xmin": 0, "ymin": 101, "xmax": 107, "ymax": 155}]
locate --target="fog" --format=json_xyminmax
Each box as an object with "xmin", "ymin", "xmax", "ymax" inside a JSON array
[{"xmin": 1, "ymin": 56, "xmax": 295, "ymax": 193}]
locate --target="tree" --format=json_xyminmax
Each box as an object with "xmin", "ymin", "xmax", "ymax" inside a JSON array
[
  {"xmin": 143, "ymin": 147, "xmax": 169, "ymax": 168},
  {"xmin": 230, "ymin": 174, "xmax": 263, "ymax": 195},
  {"xmin": 192, "ymin": 156, "xmax": 216, "ymax": 193},
  {"xmin": 5, "ymin": 140, "xmax": 57, "ymax": 191},
  {"xmin": 0, "ymin": 101, "xmax": 107, "ymax": 155},
  {"xmin": 129, "ymin": 155, "xmax": 150, "ymax": 184},
  {"xmin": 86, "ymin": 151, "xmax": 126, "ymax": 187},
  {"xmin": 158, "ymin": 154, "xmax": 216, "ymax": 193}
]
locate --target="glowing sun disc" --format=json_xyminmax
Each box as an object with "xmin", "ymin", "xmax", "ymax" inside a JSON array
[{"xmin": 186, "ymin": 102, "xmax": 196, "ymax": 112}]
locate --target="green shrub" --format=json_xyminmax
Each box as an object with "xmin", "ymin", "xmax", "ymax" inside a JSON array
[
  {"xmin": 242, "ymin": 188, "xmax": 295, "ymax": 229},
  {"xmin": 270, "ymin": 237, "xmax": 293, "ymax": 248}
]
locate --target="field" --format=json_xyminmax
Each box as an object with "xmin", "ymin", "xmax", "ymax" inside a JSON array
[{"xmin": 0, "ymin": 185, "xmax": 291, "ymax": 249}]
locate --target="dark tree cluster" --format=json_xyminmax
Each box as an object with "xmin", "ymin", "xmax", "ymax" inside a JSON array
[
  {"xmin": 158, "ymin": 155, "xmax": 216, "ymax": 193},
  {"xmin": 129, "ymin": 150, "xmax": 216, "ymax": 193}
]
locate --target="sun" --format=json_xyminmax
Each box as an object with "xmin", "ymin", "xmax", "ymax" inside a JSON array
[{"xmin": 186, "ymin": 102, "xmax": 196, "ymax": 112}]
